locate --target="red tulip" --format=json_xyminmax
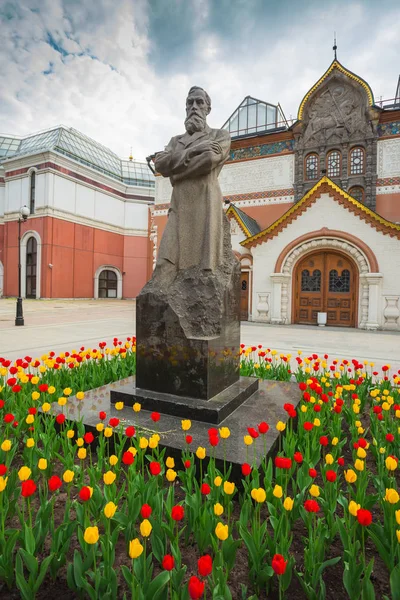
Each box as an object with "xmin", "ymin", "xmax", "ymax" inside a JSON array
[
  {"xmin": 0, "ymin": 464, "xmax": 8, "ymax": 476},
  {"xmin": 208, "ymin": 428, "xmax": 218, "ymax": 437},
  {"xmin": 357, "ymin": 509, "xmax": 372, "ymax": 526},
  {"xmin": 274, "ymin": 457, "xmax": 292, "ymax": 469},
  {"xmin": 162, "ymin": 554, "xmax": 175, "ymax": 571},
  {"xmin": 151, "ymin": 412, "xmax": 160, "ymax": 422},
  {"xmin": 125, "ymin": 426, "xmax": 135, "ymax": 438},
  {"xmin": 294, "ymin": 452, "xmax": 303, "ymax": 464},
  {"xmin": 309, "ymin": 468, "xmax": 317, "ymax": 478},
  {"xmin": 185, "ymin": 435, "xmax": 193, "ymax": 444},
  {"xmin": 149, "ymin": 462, "xmax": 161, "ymax": 476},
  {"xmin": 247, "ymin": 427, "xmax": 259, "ymax": 439},
  {"xmin": 304, "ymin": 499, "xmax": 319, "ymax": 513},
  {"xmin": 28, "ymin": 407, "xmax": 37, "ymax": 415},
  {"xmin": 171, "ymin": 505, "xmax": 184, "ymax": 521},
  {"xmin": 56, "ymin": 413, "xmax": 66, "ymax": 425},
  {"xmin": 241, "ymin": 463, "xmax": 252, "ymax": 476},
  {"xmin": 201, "ymin": 483, "xmax": 211, "ymax": 495},
  {"xmin": 386, "ymin": 433, "xmax": 394, "ymax": 442},
  {"xmin": 38, "ymin": 384, "xmax": 49, "ymax": 393},
  {"xmin": 319, "ymin": 436, "xmax": 329, "ymax": 446},
  {"xmin": 209, "ymin": 435, "xmax": 219, "ymax": 447},
  {"xmin": 188, "ymin": 576, "xmax": 205, "ymax": 600},
  {"xmin": 325, "ymin": 470, "xmax": 337, "ymax": 482},
  {"xmin": 79, "ymin": 486, "xmax": 91, "ymax": 501},
  {"xmin": 109, "ymin": 417, "xmax": 120, "ymax": 428},
  {"xmin": 99, "ymin": 411, "xmax": 106, "ymax": 420},
  {"xmin": 21, "ymin": 480, "xmax": 37, "ymax": 497},
  {"xmin": 141, "ymin": 504, "xmax": 152, "ymax": 518},
  {"xmin": 338, "ymin": 457, "xmax": 345, "ymax": 466},
  {"xmin": 198, "ymin": 554, "xmax": 213, "ymax": 577},
  {"xmin": 303, "ymin": 422, "xmax": 313, "ymax": 431},
  {"xmin": 184, "ymin": 460, "xmax": 191, "ymax": 469},
  {"xmin": 4, "ymin": 413, "xmax": 14, "ymax": 423},
  {"xmin": 122, "ymin": 451, "xmax": 134, "ymax": 465},
  {"xmin": 271, "ymin": 553, "xmax": 287, "ymax": 575},
  {"xmin": 48, "ymin": 475, "xmax": 62, "ymax": 492},
  {"xmin": 83, "ymin": 432, "xmax": 94, "ymax": 444},
  {"xmin": 258, "ymin": 421, "xmax": 269, "ymax": 434}
]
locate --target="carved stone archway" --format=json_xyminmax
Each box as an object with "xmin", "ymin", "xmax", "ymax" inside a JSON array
[{"xmin": 271, "ymin": 236, "xmax": 382, "ymax": 329}]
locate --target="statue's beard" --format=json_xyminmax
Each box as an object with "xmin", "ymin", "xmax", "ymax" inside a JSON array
[{"xmin": 185, "ymin": 113, "xmax": 207, "ymax": 134}]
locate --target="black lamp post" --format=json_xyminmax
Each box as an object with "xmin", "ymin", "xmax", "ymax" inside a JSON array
[{"xmin": 15, "ymin": 205, "xmax": 30, "ymax": 326}]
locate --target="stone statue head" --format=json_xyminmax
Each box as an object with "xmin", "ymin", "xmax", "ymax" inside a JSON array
[{"xmin": 185, "ymin": 86, "xmax": 211, "ymax": 134}]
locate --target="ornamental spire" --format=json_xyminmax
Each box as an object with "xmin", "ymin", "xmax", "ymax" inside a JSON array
[{"xmin": 333, "ymin": 32, "xmax": 337, "ymax": 60}]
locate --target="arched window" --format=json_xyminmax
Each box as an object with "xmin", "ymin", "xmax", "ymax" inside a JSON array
[
  {"xmin": 326, "ymin": 150, "xmax": 341, "ymax": 178},
  {"xmin": 305, "ymin": 153, "xmax": 319, "ymax": 180},
  {"xmin": 349, "ymin": 186, "xmax": 364, "ymax": 203},
  {"xmin": 99, "ymin": 269, "xmax": 118, "ymax": 298},
  {"xmin": 30, "ymin": 171, "xmax": 36, "ymax": 214},
  {"xmin": 350, "ymin": 147, "xmax": 365, "ymax": 175},
  {"xmin": 26, "ymin": 237, "xmax": 37, "ymax": 299}
]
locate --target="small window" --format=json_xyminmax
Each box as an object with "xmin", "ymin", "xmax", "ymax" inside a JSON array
[
  {"xmin": 350, "ymin": 147, "xmax": 365, "ymax": 175},
  {"xmin": 327, "ymin": 150, "xmax": 341, "ymax": 178},
  {"xmin": 349, "ymin": 186, "xmax": 364, "ymax": 203},
  {"xmin": 305, "ymin": 154, "xmax": 319, "ymax": 180},
  {"xmin": 30, "ymin": 171, "xmax": 36, "ymax": 214},
  {"xmin": 301, "ymin": 269, "xmax": 321, "ymax": 292},
  {"xmin": 99, "ymin": 270, "xmax": 118, "ymax": 298},
  {"xmin": 329, "ymin": 269, "xmax": 350, "ymax": 293}
]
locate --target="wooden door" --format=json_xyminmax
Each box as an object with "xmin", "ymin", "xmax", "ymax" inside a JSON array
[
  {"xmin": 240, "ymin": 272, "xmax": 249, "ymax": 321},
  {"xmin": 294, "ymin": 252, "xmax": 356, "ymax": 327},
  {"xmin": 325, "ymin": 254, "xmax": 355, "ymax": 326},
  {"xmin": 295, "ymin": 253, "xmax": 324, "ymax": 324}
]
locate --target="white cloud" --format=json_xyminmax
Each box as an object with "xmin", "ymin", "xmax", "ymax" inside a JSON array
[{"xmin": 0, "ymin": 0, "xmax": 399, "ymax": 162}]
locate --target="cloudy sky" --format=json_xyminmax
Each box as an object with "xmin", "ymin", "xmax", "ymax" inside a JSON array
[{"xmin": 1, "ymin": 0, "xmax": 399, "ymax": 161}]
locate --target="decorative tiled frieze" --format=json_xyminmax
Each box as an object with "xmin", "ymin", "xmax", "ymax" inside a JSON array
[
  {"xmin": 153, "ymin": 208, "xmax": 169, "ymax": 216},
  {"xmin": 378, "ymin": 121, "xmax": 400, "ymax": 137},
  {"xmin": 376, "ymin": 185, "xmax": 400, "ymax": 195},
  {"xmin": 228, "ymin": 140, "xmax": 294, "ymax": 162},
  {"xmin": 233, "ymin": 196, "xmax": 294, "ymax": 207}
]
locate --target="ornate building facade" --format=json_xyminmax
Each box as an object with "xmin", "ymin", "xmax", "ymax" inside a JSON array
[{"xmin": 153, "ymin": 59, "xmax": 400, "ymax": 330}]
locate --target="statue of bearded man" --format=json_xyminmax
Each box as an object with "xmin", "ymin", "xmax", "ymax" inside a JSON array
[{"xmin": 153, "ymin": 86, "xmax": 231, "ymax": 280}]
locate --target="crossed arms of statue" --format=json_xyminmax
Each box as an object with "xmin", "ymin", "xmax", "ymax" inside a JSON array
[{"xmin": 154, "ymin": 130, "xmax": 230, "ymax": 181}]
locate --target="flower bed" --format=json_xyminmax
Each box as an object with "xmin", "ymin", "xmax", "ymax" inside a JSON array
[{"xmin": 0, "ymin": 339, "xmax": 399, "ymax": 599}]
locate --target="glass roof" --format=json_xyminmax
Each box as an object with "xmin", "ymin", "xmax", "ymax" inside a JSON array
[
  {"xmin": 0, "ymin": 126, "xmax": 154, "ymax": 188},
  {"xmin": 222, "ymin": 96, "xmax": 287, "ymax": 139}
]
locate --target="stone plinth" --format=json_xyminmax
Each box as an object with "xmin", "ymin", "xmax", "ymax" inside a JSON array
[
  {"xmin": 136, "ymin": 232, "xmax": 241, "ymax": 400},
  {"xmin": 110, "ymin": 377, "xmax": 259, "ymax": 424}
]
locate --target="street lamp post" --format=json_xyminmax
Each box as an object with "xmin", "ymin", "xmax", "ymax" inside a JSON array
[{"xmin": 15, "ymin": 205, "xmax": 30, "ymax": 326}]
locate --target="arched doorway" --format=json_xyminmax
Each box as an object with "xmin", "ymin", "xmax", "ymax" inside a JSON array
[
  {"xmin": 98, "ymin": 269, "xmax": 118, "ymax": 298},
  {"xmin": 26, "ymin": 237, "xmax": 37, "ymax": 299},
  {"xmin": 293, "ymin": 250, "xmax": 357, "ymax": 327}
]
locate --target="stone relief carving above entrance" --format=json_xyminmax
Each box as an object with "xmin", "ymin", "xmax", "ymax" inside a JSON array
[{"xmin": 293, "ymin": 65, "xmax": 380, "ymax": 210}]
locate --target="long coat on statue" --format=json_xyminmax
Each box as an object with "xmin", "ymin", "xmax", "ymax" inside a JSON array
[{"xmin": 154, "ymin": 125, "xmax": 231, "ymax": 271}]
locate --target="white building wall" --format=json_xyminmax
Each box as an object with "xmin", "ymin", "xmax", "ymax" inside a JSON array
[
  {"xmin": 377, "ymin": 138, "xmax": 400, "ymax": 178},
  {"xmin": 251, "ymin": 192, "xmax": 400, "ymax": 329},
  {"xmin": 0, "ymin": 184, "xmax": 5, "ymax": 217}
]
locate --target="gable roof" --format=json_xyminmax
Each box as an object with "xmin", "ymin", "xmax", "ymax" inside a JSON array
[
  {"xmin": 226, "ymin": 203, "xmax": 261, "ymax": 237},
  {"xmin": 297, "ymin": 60, "xmax": 375, "ymax": 121},
  {"xmin": 241, "ymin": 176, "xmax": 400, "ymax": 249}
]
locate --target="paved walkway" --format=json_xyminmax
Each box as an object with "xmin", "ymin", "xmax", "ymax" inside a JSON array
[{"xmin": 0, "ymin": 298, "xmax": 399, "ymax": 370}]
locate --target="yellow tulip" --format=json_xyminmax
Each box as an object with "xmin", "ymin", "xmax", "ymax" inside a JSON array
[
  {"xmin": 41, "ymin": 403, "xmax": 51, "ymax": 413},
  {"xmin": 397, "ymin": 530, "xmax": 400, "ymax": 544},
  {"xmin": 58, "ymin": 397, "xmax": 67, "ymax": 406},
  {"xmin": 84, "ymin": 526, "xmax": 99, "ymax": 544},
  {"xmin": 166, "ymin": 457, "xmax": 175, "ymax": 469},
  {"xmin": 181, "ymin": 419, "xmax": 191, "ymax": 431},
  {"xmin": 26, "ymin": 414, "xmax": 35, "ymax": 424},
  {"xmin": 214, "ymin": 476, "xmax": 222, "ymax": 487},
  {"xmin": 273, "ymin": 485, "xmax": 283, "ymax": 499},
  {"xmin": 104, "ymin": 427, "xmax": 113, "ymax": 438},
  {"xmin": 109, "ymin": 455, "xmax": 118, "ymax": 466},
  {"xmin": 104, "ymin": 502, "xmax": 117, "ymax": 519},
  {"xmin": 0, "ymin": 476, "xmax": 8, "ymax": 492},
  {"xmin": 38, "ymin": 458, "xmax": 47, "ymax": 470},
  {"xmin": 139, "ymin": 437, "xmax": 148, "ymax": 449},
  {"xmin": 214, "ymin": 503, "xmax": 224, "ymax": 516},
  {"xmin": 309, "ymin": 485, "xmax": 320, "ymax": 498},
  {"xmin": 129, "ymin": 538, "xmax": 143, "ymax": 559},
  {"xmin": 196, "ymin": 447, "xmax": 206, "ymax": 460},
  {"xmin": 386, "ymin": 456, "xmax": 398, "ymax": 471},
  {"xmin": 219, "ymin": 427, "xmax": 230, "ymax": 439},
  {"xmin": 149, "ymin": 435, "xmax": 159, "ymax": 449},
  {"xmin": 332, "ymin": 437, "xmax": 339, "ymax": 446},
  {"xmin": 77, "ymin": 448, "xmax": 87, "ymax": 460},
  {"xmin": 344, "ymin": 469, "xmax": 357, "ymax": 483},
  {"xmin": 48, "ymin": 386, "xmax": 56, "ymax": 395},
  {"xmin": 354, "ymin": 459, "xmax": 364, "ymax": 472},
  {"xmin": 301, "ymin": 405, "xmax": 308, "ymax": 413},
  {"xmin": 251, "ymin": 488, "xmax": 266, "ymax": 503},
  {"xmin": 67, "ymin": 430, "xmax": 75, "ymax": 439},
  {"xmin": 283, "ymin": 497, "xmax": 294, "ymax": 511},
  {"xmin": 349, "ymin": 500, "xmax": 361, "ymax": 517},
  {"xmin": 115, "ymin": 401, "xmax": 123, "ymax": 410},
  {"xmin": 26, "ymin": 438, "xmax": 35, "ymax": 448},
  {"xmin": 103, "ymin": 471, "xmax": 116, "ymax": 485},
  {"xmin": 96, "ymin": 423, "xmax": 104, "ymax": 432},
  {"xmin": 325, "ymin": 453, "xmax": 334, "ymax": 465},
  {"xmin": 140, "ymin": 519, "xmax": 152, "ymax": 537},
  {"xmin": 63, "ymin": 388, "xmax": 72, "ymax": 396},
  {"xmin": 18, "ymin": 466, "xmax": 31, "ymax": 481},
  {"xmin": 396, "ymin": 510, "xmax": 400, "ymax": 525},
  {"xmin": 357, "ymin": 447, "xmax": 366, "ymax": 459},
  {"xmin": 128, "ymin": 447, "xmax": 137, "ymax": 457},
  {"xmin": 384, "ymin": 488, "xmax": 400, "ymax": 505},
  {"xmin": 76, "ymin": 438, "xmax": 84, "ymax": 447},
  {"xmin": 166, "ymin": 469, "xmax": 177, "ymax": 482},
  {"xmin": 133, "ymin": 403, "xmax": 141, "ymax": 413},
  {"xmin": 31, "ymin": 391, "xmax": 40, "ymax": 401},
  {"xmin": 244, "ymin": 435, "xmax": 253, "ymax": 446},
  {"xmin": 31, "ymin": 376, "xmax": 39, "ymax": 385},
  {"xmin": 276, "ymin": 421, "xmax": 286, "ymax": 432},
  {"xmin": 223, "ymin": 481, "xmax": 235, "ymax": 495},
  {"xmin": 63, "ymin": 470, "xmax": 74, "ymax": 483},
  {"xmin": 215, "ymin": 522, "xmax": 229, "ymax": 541}
]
